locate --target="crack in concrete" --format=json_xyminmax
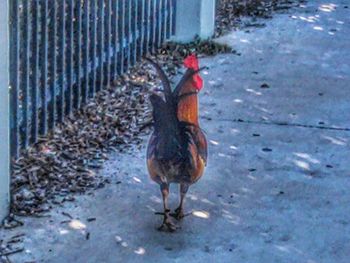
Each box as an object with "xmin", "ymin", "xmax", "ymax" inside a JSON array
[{"xmin": 216, "ymin": 118, "xmax": 350, "ymax": 132}]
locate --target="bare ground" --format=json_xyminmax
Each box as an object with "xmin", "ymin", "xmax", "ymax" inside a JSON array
[{"xmin": 1, "ymin": 0, "xmax": 350, "ymax": 262}]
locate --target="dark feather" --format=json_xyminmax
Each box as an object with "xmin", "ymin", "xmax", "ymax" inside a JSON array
[
  {"xmin": 149, "ymin": 94, "xmax": 181, "ymax": 161},
  {"xmin": 145, "ymin": 58, "xmax": 173, "ymax": 106},
  {"xmin": 148, "ymin": 60, "xmax": 207, "ymax": 167},
  {"xmin": 176, "ymin": 91, "xmax": 198, "ymax": 103},
  {"xmin": 180, "ymin": 121, "xmax": 208, "ymax": 165}
]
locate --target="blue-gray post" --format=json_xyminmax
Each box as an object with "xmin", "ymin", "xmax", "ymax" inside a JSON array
[
  {"xmin": 172, "ymin": 0, "xmax": 215, "ymax": 42},
  {"xmin": 0, "ymin": 0, "xmax": 10, "ymax": 221}
]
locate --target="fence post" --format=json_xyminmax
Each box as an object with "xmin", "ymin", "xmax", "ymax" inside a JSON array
[
  {"xmin": 172, "ymin": 0, "xmax": 215, "ymax": 42},
  {"xmin": 0, "ymin": 0, "xmax": 10, "ymax": 221}
]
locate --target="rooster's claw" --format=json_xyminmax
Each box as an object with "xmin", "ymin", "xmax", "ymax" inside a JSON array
[
  {"xmin": 158, "ymin": 218, "xmax": 178, "ymax": 232},
  {"xmin": 170, "ymin": 207, "xmax": 185, "ymax": 220}
]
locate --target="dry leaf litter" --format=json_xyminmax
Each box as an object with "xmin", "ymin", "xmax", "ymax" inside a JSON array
[{"xmin": 215, "ymin": 0, "xmax": 306, "ymax": 36}]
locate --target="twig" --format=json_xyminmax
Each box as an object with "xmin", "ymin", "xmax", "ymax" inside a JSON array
[
  {"xmin": 0, "ymin": 248, "xmax": 24, "ymax": 257},
  {"xmin": 61, "ymin": 212, "xmax": 73, "ymax": 219}
]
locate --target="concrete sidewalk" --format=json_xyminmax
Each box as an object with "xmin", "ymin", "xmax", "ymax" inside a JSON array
[{"xmin": 4, "ymin": 0, "xmax": 350, "ymax": 262}]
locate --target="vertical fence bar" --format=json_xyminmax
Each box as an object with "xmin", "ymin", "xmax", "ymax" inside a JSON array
[
  {"xmin": 21, "ymin": 0, "xmax": 30, "ymax": 148},
  {"xmin": 171, "ymin": 0, "xmax": 176, "ymax": 35},
  {"xmin": 168, "ymin": 0, "xmax": 172, "ymax": 37},
  {"xmin": 148, "ymin": 0, "xmax": 153, "ymax": 53},
  {"xmin": 30, "ymin": 0, "xmax": 39, "ymax": 143},
  {"xmin": 49, "ymin": 0, "xmax": 57, "ymax": 129},
  {"xmin": 167, "ymin": 0, "xmax": 172, "ymax": 38},
  {"xmin": 138, "ymin": 0, "xmax": 145, "ymax": 58},
  {"xmin": 118, "ymin": 0, "xmax": 125, "ymax": 74},
  {"xmin": 155, "ymin": 0, "xmax": 160, "ymax": 48},
  {"xmin": 150, "ymin": 0, "xmax": 156, "ymax": 53},
  {"xmin": 98, "ymin": 0, "xmax": 104, "ymax": 91},
  {"xmin": 66, "ymin": 0, "xmax": 74, "ymax": 115},
  {"xmin": 111, "ymin": 0, "xmax": 118, "ymax": 81},
  {"xmin": 153, "ymin": 0, "xmax": 158, "ymax": 50},
  {"xmin": 82, "ymin": 0, "xmax": 89, "ymax": 103},
  {"xmin": 90, "ymin": 0, "xmax": 97, "ymax": 96},
  {"xmin": 131, "ymin": 0, "xmax": 137, "ymax": 66},
  {"xmin": 105, "ymin": 0, "xmax": 111, "ymax": 86},
  {"xmin": 160, "ymin": 0, "xmax": 164, "ymax": 43},
  {"xmin": 0, "ymin": 0, "xmax": 10, "ymax": 221},
  {"xmin": 158, "ymin": 0, "xmax": 163, "ymax": 46},
  {"xmin": 40, "ymin": 0, "xmax": 48, "ymax": 135},
  {"xmin": 168, "ymin": 0, "xmax": 172, "ymax": 38},
  {"xmin": 162, "ymin": 0, "xmax": 168, "ymax": 41},
  {"xmin": 9, "ymin": 0, "xmax": 20, "ymax": 158},
  {"xmin": 125, "ymin": 1, "xmax": 131, "ymax": 69},
  {"xmin": 58, "ymin": 0, "xmax": 66, "ymax": 123},
  {"xmin": 74, "ymin": 0, "xmax": 82, "ymax": 109},
  {"xmin": 143, "ymin": 0, "xmax": 150, "ymax": 54},
  {"xmin": 136, "ymin": 0, "xmax": 140, "ymax": 60}
]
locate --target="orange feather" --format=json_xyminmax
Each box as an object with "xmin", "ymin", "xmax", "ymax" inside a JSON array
[{"xmin": 177, "ymin": 82, "xmax": 199, "ymax": 126}]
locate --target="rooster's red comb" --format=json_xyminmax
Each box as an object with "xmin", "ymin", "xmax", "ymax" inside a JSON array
[
  {"xmin": 183, "ymin": 54, "xmax": 203, "ymax": 91},
  {"xmin": 184, "ymin": 54, "xmax": 199, "ymax": 71}
]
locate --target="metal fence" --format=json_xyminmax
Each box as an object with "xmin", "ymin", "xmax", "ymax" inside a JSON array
[{"xmin": 9, "ymin": 0, "xmax": 176, "ymax": 158}]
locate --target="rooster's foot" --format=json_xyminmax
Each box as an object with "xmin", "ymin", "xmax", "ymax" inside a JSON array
[
  {"xmin": 170, "ymin": 207, "xmax": 185, "ymax": 220},
  {"xmin": 158, "ymin": 217, "xmax": 178, "ymax": 232}
]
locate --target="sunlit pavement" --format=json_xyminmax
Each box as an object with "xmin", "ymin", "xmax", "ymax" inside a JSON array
[{"xmin": 5, "ymin": 1, "xmax": 350, "ymax": 262}]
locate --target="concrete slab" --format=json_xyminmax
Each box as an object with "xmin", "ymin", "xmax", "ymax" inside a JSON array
[{"xmin": 2, "ymin": 0, "xmax": 350, "ymax": 262}]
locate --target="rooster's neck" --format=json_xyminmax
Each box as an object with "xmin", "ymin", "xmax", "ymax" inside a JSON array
[{"xmin": 177, "ymin": 84, "xmax": 199, "ymax": 126}]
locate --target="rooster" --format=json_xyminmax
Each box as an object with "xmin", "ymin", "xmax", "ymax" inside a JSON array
[{"xmin": 146, "ymin": 55, "xmax": 208, "ymax": 231}]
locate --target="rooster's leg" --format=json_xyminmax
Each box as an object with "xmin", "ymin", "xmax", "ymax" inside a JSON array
[
  {"xmin": 158, "ymin": 183, "xmax": 177, "ymax": 232},
  {"xmin": 172, "ymin": 183, "xmax": 189, "ymax": 220}
]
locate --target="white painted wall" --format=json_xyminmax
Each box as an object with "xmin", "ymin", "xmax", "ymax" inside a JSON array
[
  {"xmin": 199, "ymin": 0, "xmax": 216, "ymax": 39},
  {"xmin": 0, "ymin": 1, "xmax": 10, "ymax": 221},
  {"xmin": 173, "ymin": 0, "xmax": 215, "ymax": 42}
]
